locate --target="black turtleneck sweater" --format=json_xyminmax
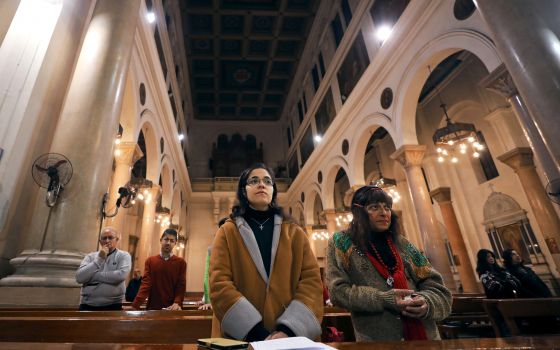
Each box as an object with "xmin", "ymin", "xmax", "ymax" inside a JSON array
[
  {"xmin": 367, "ymin": 230, "xmax": 397, "ymax": 271},
  {"xmin": 242, "ymin": 207, "xmax": 295, "ymax": 341},
  {"xmin": 243, "ymin": 206, "xmax": 275, "ymax": 276}
]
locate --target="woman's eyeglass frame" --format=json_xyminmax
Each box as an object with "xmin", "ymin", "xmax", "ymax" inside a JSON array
[{"xmin": 246, "ymin": 176, "xmax": 274, "ymax": 187}]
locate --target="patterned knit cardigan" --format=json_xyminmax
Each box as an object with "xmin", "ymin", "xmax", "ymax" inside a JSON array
[{"xmin": 327, "ymin": 232, "xmax": 452, "ymax": 341}]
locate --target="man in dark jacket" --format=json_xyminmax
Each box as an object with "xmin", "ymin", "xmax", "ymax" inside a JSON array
[{"xmin": 125, "ymin": 269, "xmax": 142, "ymax": 302}]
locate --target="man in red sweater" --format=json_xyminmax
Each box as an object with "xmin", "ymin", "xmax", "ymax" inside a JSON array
[{"xmin": 132, "ymin": 228, "xmax": 186, "ymax": 310}]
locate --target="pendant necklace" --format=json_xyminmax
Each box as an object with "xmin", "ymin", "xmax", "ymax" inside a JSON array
[
  {"xmin": 250, "ymin": 217, "xmax": 270, "ymax": 230},
  {"xmin": 370, "ymin": 237, "xmax": 398, "ymax": 287}
]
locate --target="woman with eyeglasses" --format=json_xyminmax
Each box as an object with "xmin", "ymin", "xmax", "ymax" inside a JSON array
[
  {"xmin": 327, "ymin": 185, "xmax": 451, "ymax": 341},
  {"xmin": 209, "ymin": 163, "xmax": 323, "ymax": 341}
]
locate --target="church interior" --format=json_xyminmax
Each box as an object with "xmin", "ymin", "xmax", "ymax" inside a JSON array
[{"xmin": 0, "ymin": 0, "xmax": 559, "ymax": 347}]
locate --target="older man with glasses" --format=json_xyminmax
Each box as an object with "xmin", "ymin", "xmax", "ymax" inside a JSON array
[{"xmin": 76, "ymin": 227, "xmax": 131, "ymax": 310}]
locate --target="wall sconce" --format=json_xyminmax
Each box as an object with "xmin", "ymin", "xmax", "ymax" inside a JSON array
[{"xmin": 102, "ymin": 178, "xmax": 152, "ymax": 218}]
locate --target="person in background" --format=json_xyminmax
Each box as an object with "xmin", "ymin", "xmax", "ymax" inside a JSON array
[
  {"xmin": 132, "ymin": 228, "xmax": 186, "ymax": 310},
  {"xmin": 327, "ymin": 185, "xmax": 451, "ymax": 341},
  {"xmin": 210, "ymin": 163, "xmax": 323, "ymax": 341},
  {"xmin": 76, "ymin": 227, "xmax": 131, "ymax": 310},
  {"xmin": 125, "ymin": 269, "xmax": 142, "ymax": 302},
  {"xmin": 502, "ymin": 249, "xmax": 551, "ymax": 298},
  {"xmin": 476, "ymin": 249, "xmax": 521, "ymax": 299},
  {"xmin": 199, "ymin": 217, "xmax": 227, "ymax": 310},
  {"xmin": 198, "ymin": 246, "xmax": 212, "ymax": 310}
]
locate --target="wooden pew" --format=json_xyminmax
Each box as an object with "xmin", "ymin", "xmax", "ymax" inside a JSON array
[
  {"xmin": 322, "ymin": 309, "xmax": 354, "ymax": 342},
  {"xmin": 439, "ymin": 295, "xmax": 494, "ymax": 339},
  {"xmin": 494, "ymin": 298, "xmax": 560, "ymax": 336},
  {"xmin": 0, "ymin": 313, "xmax": 212, "ymax": 343}
]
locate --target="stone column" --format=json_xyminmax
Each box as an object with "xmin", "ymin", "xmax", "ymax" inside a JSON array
[
  {"xmin": 0, "ymin": 0, "xmax": 140, "ymax": 305},
  {"xmin": 391, "ymin": 145, "xmax": 455, "ymax": 290},
  {"xmin": 498, "ymin": 148, "xmax": 560, "ymax": 273},
  {"xmin": 136, "ymin": 185, "xmax": 160, "ymax": 274},
  {"xmin": 105, "ymin": 142, "xmax": 143, "ymax": 249},
  {"xmin": 480, "ymin": 64, "xmax": 560, "ymax": 182},
  {"xmin": 323, "ymin": 209, "xmax": 338, "ymax": 235},
  {"xmin": 430, "ymin": 187, "xmax": 481, "ymax": 293},
  {"xmin": 474, "ymin": 0, "xmax": 560, "ymax": 170}
]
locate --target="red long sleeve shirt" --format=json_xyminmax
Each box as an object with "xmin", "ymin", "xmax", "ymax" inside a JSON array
[{"xmin": 132, "ymin": 255, "xmax": 186, "ymax": 310}]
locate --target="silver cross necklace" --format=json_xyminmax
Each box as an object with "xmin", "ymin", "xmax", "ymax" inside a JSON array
[{"xmin": 250, "ymin": 217, "xmax": 270, "ymax": 230}]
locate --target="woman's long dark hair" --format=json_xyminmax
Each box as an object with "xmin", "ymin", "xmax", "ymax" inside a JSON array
[
  {"xmin": 230, "ymin": 163, "xmax": 289, "ymax": 219},
  {"xmin": 476, "ymin": 249, "xmax": 503, "ymax": 275},
  {"xmin": 502, "ymin": 248, "xmax": 522, "ymax": 270},
  {"xmin": 346, "ymin": 185, "xmax": 401, "ymax": 253}
]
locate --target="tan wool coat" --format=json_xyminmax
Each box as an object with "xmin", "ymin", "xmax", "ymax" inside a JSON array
[{"xmin": 210, "ymin": 215, "xmax": 324, "ymax": 340}]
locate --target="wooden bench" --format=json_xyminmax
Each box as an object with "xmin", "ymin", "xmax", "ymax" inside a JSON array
[
  {"xmin": 0, "ymin": 312, "xmax": 212, "ymax": 343},
  {"xmin": 439, "ymin": 295, "xmax": 494, "ymax": 339},
  {"xmin": 484, "ymin": 298, "xmax": 560, "ymax": 337}
]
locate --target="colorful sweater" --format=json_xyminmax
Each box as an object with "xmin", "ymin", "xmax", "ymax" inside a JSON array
[
  {"xmin": 327, "ymin": 232, "xmax": 451, "ymax": 341},
  {"xmin": 132, "ymin": 255, "xmax": 186, "ymax": 310}
]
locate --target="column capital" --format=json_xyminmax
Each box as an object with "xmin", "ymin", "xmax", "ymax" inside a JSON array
[
  {"xmin": 322, "ymin": 208, "xmax": 337, "ymax": 216},
  {"xmin": 497, "ymin": 147, "xmax": 534, "ymax": 171},
  {"xmin": 115, "ymin": 142, "xmax": 143, "ymax": 166},
  {"xmin": 430, "ymin": 187, "xmax": 452, "ymax": 203},
  {"xmin": 479, "ymin": 63, "xmax": 518, "ymax": 99},
  {"xmin": 391, "ymin": 145, "xmax": 426, "ymax": 169}
]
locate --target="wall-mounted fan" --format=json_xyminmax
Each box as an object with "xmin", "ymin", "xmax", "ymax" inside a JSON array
[
  {"xmin": 546, "ymin": 179, "xmax": 560, "ymax": 205},
  {"xmin": 32, "ymin": 153, "xmax": 73, "ymax": 207}
]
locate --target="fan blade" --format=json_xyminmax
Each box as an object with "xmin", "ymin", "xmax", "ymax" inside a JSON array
[
  {"xmin": 35, "ymin": 164, "xmax": 48, "ymax": 172},
  {"xmin": 52, "ymin": 159, "xmax": 68, "ymax": 168}
]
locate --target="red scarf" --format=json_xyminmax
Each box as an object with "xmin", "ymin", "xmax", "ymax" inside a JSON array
[{"xmin": 366, "ymin": 237, "xmax": 427, "ymax": 340}]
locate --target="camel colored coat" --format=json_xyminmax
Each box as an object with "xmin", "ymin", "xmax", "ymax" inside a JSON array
[{"xmin": 210, "ymin": 215, "xmax": 323, "ymax": 340}]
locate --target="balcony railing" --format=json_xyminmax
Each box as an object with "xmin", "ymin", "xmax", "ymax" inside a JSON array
[{"xmin": 192, "ymin": 177, "xmax": 291, "ymax": 192}]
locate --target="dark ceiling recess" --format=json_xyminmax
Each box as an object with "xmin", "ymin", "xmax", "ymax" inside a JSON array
[{"xmin": 180, "ymin": 0, "xmax": 319, "ymax": 121}]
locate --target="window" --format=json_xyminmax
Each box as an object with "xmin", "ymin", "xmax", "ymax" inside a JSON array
[
  {"xmin": 311, "ymin": 66, "xmax": 320, "ymax": 91},
  {"xmin": 341, "ymin": 0, "xmax": 353, "ymax": 26},
  {"xmin": 477, "ymin": 131, "xmax": 499, "ymax": 181},
  {"xmin": 330, "ymin": 14, "xmax": 344, "ymax": 47},
  {"xmin": 287, "ymin": 127, "xmax": 292, "ymax": 147}
]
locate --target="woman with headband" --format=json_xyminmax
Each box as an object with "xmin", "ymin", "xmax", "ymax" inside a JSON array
[{"xmin": 327, "ymin": 185, "xmax": 451, "ymax": 341}]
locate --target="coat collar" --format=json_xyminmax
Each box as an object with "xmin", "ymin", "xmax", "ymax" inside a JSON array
[{"xmin": 235, "ymin": 215, "xmax": 282, "ymax": 286}]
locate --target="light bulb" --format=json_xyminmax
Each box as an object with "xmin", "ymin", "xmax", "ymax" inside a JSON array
[
  {"xmin": 438, "ymin": 156, "xmax": 444, "ymax": 163},
  {"xmin": 436, "ymin": 148, "xmax": 442, "ymax": 153},
  {"xmin": 146, "ymin": 12, "xmax": 156, "ymax": 23},
  {"xmin": 448, "ymin": 140, "xmax": 455, "ymax": 146},
  {"xmin": 467, "ymin": 136, "xmax": 475, "ymax": 143},
  {"xmin": 460, "ymin": 148, "xmax": 466, "ymax": 154},
  {"xmin": 451, "ymin": 157, "xmax": 458, "ymax": 163},
  {"xmin": 137, "ymin": 194, "xmax": 144, "ymax": 200},
  {"xmin": 115, "ymin": 138, "xmax": 121, "ymax": 145},
  {"xmin": 473, "ymin": 152, "xmax": 480, "ymax": 158}
]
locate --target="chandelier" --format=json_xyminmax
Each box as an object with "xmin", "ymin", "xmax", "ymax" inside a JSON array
[
  {"xmin": 427, "ymin": 65, "xmax": 485, "ymax": 163},
  {"xmin": 433, "ymin": 103, "xmax": 484, "ymax": 163}
]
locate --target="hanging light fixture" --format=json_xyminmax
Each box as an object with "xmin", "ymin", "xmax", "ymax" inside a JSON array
[
  {"xmin": 372, "ymin": 142, "xmax": 401, "ymax": 202},
  {"xmin": 428, "ymin": 65, "xmax": 485, "ymax": 163}
]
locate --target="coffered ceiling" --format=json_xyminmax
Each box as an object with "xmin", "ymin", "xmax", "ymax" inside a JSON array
[{"xmin": 179, "ymin": 0, "xmax": 319, "ymax": 121}]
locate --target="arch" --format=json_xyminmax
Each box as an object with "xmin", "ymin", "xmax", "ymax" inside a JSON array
[
  {"xmin": 394, "ymin": 30, "xmax": 502, "ymax": 147},
  {"xmin": 136, "ymin": 118, "xmax": 159, "ymax": 182},
  {"xmin": 170, "ymin": 187, "xmax": 182, "ymax": 226},
  {"xmin": 322, "ymin": 157, "xmax": 351, "ymax": 209},
  {"xmin": 348, "ymin": 114, "xmax": 397, "ymax": 185},
  {"xmin": 292, "ymin": 201, "xmax": 305, "ymax": 227},
  {"xmin": 160, "ymin": 162, "xmax": 173, "ymax": 209},
  {"xmin": 118, "ymin": 68, "xmax": 140, "ymax": 143},
  {"xmin": 483, "ymin": 192, "xmax": 525, "ymax": 225},
  {"xmin": 303, "ymin": 183, "xmax": 323, "ymax": 224}
]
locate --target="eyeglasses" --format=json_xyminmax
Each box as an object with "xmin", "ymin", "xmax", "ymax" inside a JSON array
[
  {"xmin": 365, "ymin": 203, "xmax": 392, "ymax": 213},
  {"xmin": 246, "ymin": 176, "xmax": 274, "ymax": 187},
  {"xmin": 161, "ymin": 237, "xmax": 177, "ymax": 243},
  {"xmin": 100, "ymin": 236, "xmax": 116, "ymax": 241}
]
